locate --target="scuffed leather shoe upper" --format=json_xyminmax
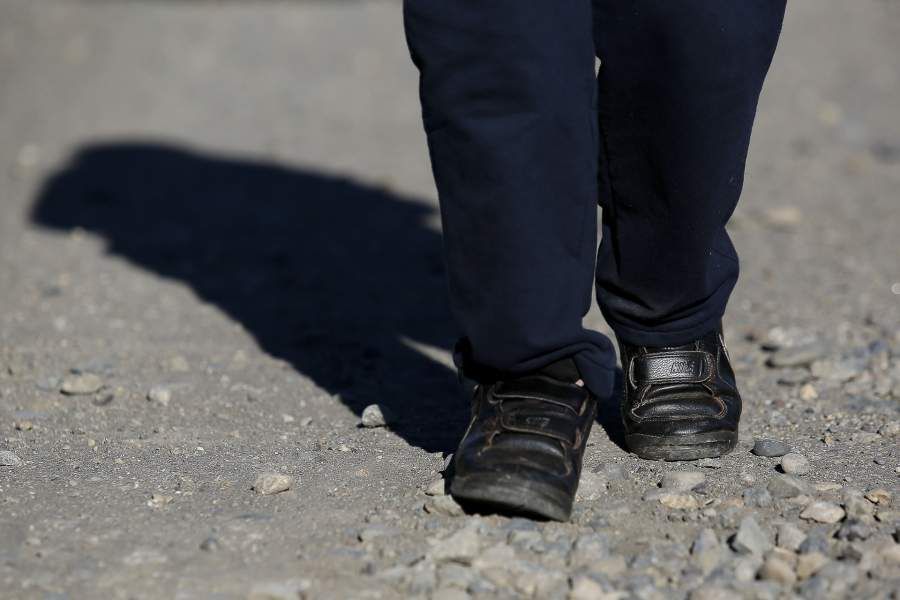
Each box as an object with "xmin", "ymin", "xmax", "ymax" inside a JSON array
[{"xmin": 618, "ymin": 327, "xmax": 741, "ymax": 438}]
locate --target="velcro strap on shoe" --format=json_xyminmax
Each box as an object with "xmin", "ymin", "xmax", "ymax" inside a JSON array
[
  {"xmin": 493, "ymin": 376, "xmax": 588, "ymax": 414},
  {"xmin": 630, "ymin": 351, "xmax": 712, "ymax": 386},
  {"xmin": 499, "ymin": 408, "xmax": 578, "ymax": 445}
]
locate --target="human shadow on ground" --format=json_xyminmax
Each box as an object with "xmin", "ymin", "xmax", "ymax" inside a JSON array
[{"xmin": 30, "ymin": 142, "xmax": 468, "ymax": 453}]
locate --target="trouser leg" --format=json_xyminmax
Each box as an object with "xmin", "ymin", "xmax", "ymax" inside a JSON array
[
  {"xmin": 403, "ymin": 0, "xmax": 616, "ymax": 397},
  {"xmin": 592, "ymin": 0, "xmax": 786, "ymax": 346}
]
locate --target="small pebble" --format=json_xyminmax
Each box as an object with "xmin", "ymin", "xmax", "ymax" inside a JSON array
[
  {"xmin": 865, "ymin": 489, "xmax": 892, "ymax": 506},
  {"xmin": 13, "ymin": 421, "xmax": 33, "ymax": 431},
  {"xmin": 780, "ymin": 452, "xmax": 811, "ymax": 475},
  {"xmin": 424, "ymin": 494, "xmax": 464, "ymax": 517},
  {"xmin": 60, "ymin": 372, "xmax": 103, "ymax": 395},
  {"xmin": 768, "ymin": 474, "xmax": 811, "ymax": 498},
  {"xmin": 758, "ymin": 555, "xmax": 797, "ymax": 585},
  {"xmin": 776, "ymin": 523, "xmax": 806, "ymax": 551},
  {"xmin": 0, "ymin": 450, "xmax": 23, "ymax": 466},
  {"xmin": 253, "ymin": 472, "xmax": 294, "ymax": 495},
  {"xmin": 660, "ymin": 470, "xmax": 706, "ymax": 491},
  {"xmin": 425, "ymin": 478, "xmax": 446, "ymax": 496},
  {"xmin": 796, "ymin": 552, "xmax": 829, "ymax": 580},
  {"xmin": 731, "ymin": 516, "xmax": 771, "ymax": 555},
  {"xmin": 147, "ymin": 385, "xmax": 172, "ymax": 406},
  {"xmin": 800, "ymin": 501, "xmax": 845, "ymax": 524},
  {"xmin": 752, "ymin": 438, "xmax": 790, "ymax": 458},
  {"xmin": 430, "ymin": 527, "xmax": 480, "ymax": 565},
  {"xmin": 361, "ymin": 404, "xmax": 393, "ymax": 428}
]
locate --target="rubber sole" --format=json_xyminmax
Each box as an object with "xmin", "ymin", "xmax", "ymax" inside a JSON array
[
  {"xmin": 625, "ymin": 430, "xmax": 738, "ymax": 461},
  {"xmin": 449, "ymin": 471, "xmax": 573, "ymax": 522}
]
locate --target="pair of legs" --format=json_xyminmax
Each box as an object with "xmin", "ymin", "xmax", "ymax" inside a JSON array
[
  {"xmin": 405, "ymin": 0, "xmax": 785, "ymax": 397},
  {"xmin": 404, "ymin": 0, "xmax": 786, "ymax": 519}
]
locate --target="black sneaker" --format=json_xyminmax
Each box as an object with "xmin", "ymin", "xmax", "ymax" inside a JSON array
[
  {"xmin": 618, "ymin": 325, "xmax": 740, "ymax": 461},
  {"xmin": 449, "ymin": 358, "xmax": 596, "ymax": 521}
]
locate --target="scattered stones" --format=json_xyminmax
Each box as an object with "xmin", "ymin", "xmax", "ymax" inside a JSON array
[
  {"xmin": 690, "ymin": 585, "xmax": 734, "ymax": 600},
  {"xmin": 752, "ymin": 438, "xmax": 790, "ymax": 458},
  {"xmin": 358, "ymin": 524, "xmax": 399, "ymax": 543},
  {"xmin": 796, "ymin": 552, "xmax": 829, "ymax": 580},
  {"xmin": 768, "ymin": 474, "xmax": 811, "ymax": 498},
  {"xmin": 252, "ymin": 473, "xmax": 294, "ymax": 496},
  {"xmin": 776, "ymin": 523, "xmax": 806, "ymax": 551},
  {"xmin": 844, "ymin": 493, "xmax": 876, "ymax": 521},
  {"xmin": 60, "ymin": 372, "xmax": 103, "ymax": 395},
  {"xmin": 424, "ymin": 495, "xmax": 464, "ymax": 517},
  {"xmin": 758, "ymin": 554, "xmax": 797, "ymax": 585},
  {"xmin": 147, "ymin": 385, "xmax": 172, "ymax": 406},
  {"xmin": 430, "ymin": 527, "xmax": 480, "ymax": 565},
  {"xmin": 361, "ymin": 404, "xmax": 393, "ymax": 428},
  {"xmin": 731, "ymin": 516, "xmax": 771, "ymax": 555},
  {"xmin": 780, "ymin": 452, "xmax": 811, "ymax": 475},
  {"xmin": 13, "ymin": 420, "xmax": 33, "ymax": 431},
  {"xmin": 660, "ymin": 471, "xmax": 706, "ymax": 491},
  {"xmin": 0, "ymin": 450, "xmax": 23, "ymax": 466},
  {"xmin": 800, "ymin": 501, "xmax": 846, "ymax": 524}
]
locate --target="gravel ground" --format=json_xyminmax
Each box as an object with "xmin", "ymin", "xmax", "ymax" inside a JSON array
[{"xmin": 1, "ymin": 1, "xmax": 898, "ymax": 598}]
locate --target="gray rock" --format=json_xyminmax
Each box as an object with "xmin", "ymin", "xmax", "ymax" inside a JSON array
[
  {"xmin": 878, "ymin": 421, "xmax": 900, "ymax": 438},
  {"xmin": 835, "ymin": 519, "xmax": 872, "ymax": 541},
  {"xmin": 147, "ymin": 385, "xmax": 172, "ymax": 406},
  {"xmin": 199, "ymin": 536, "xmax": 221, "ymax": 552},
  {"xmin": 431, "ymin": 527, "xmax": 481, "ymax": 565},
  {"xmin": 252, "ymin": 473, "xmax": 294, "ymax": 495},
  {"xmin": 767, "ymin": 474, "xmax": 811, "ymax": 498},
  {"xmin": 361, "ymin": 404, "xmax": 393, "ymax": 428},
  {"xmin": 425, "ymin": 478, "xmax": 446, "ymax": 496},
  {"xmin": 730, "ymin": 516, "xmax": 771, "ymax": 555},
  {"xmin": 568, "ymin": 533, "xmax": 611, "ymax": 568},
  {"xmin": 800, "ymin": 501, "xmax": 845, "ymax": 524},
  {"xmin": 798, "ymin": 528, "xmax": 832, "ymax": 555},
  {"xmin": 691, "ymin": 528, "xmax": 722, "ymax": 573},
  {"xmin": 767, "ymin": 344, "xmax": 824, "ymax": 368},
  {"xmin": 752, "ymin": 438, "xmax": 790, "ymax": 458},
  {"xmin": 776, "ymin": 523, "xmax": 806, "ymax": 551},
  {"xmin": 660, "ymin": 470, "xmax": 706, "ymax": 491},
  {"xmin": 0, "ymin": 450, "xmax": 23, "ymax": 467},
  {"xmin": 60, "ymin": 372, "xmax": 103, "ymax": 395},
  {"xmin": 743, "ymin": 486, "xmax": 773, "ymax": 508},
  {"xmin": 780, "ymin": 452, "xmax": 810, "ymax": 475}
]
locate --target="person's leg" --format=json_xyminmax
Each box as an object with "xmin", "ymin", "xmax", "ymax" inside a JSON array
[
  {"xmin": 403, "ymin": 0, "xmax": 615, "ymax": 399},
  {"xmin": 592, "ymin": 0, "xmax": 785, "ymax": 344},
  {"xmin": 592, "ymin": 0, "xmax": 786, "ymax": 459}
]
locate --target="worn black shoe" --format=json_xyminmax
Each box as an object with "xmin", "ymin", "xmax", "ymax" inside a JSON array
[
  {"xmin": 618, "ymin": 325, "xmax": 740, "ymax": 461},
  {"xmin": 449, "ymin": 358, "xmax": 596, "ymax": 521}
]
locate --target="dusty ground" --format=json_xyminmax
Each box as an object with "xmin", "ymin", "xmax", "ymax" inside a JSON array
[{"xmin": 0, "ymin": 1, "xmax": 898, "ymax": 598}]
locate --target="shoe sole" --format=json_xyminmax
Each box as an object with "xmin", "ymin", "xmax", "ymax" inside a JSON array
[
  {"xmin": 625, "ymin": 430, "xmax": 738, "ymax": 461},
  {"xmin": 449, "ymin": 472, "xmax": 573, "ymax": 522}
]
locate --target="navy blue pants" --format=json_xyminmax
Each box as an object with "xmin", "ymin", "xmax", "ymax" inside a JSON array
[{"xmin": 404, "ymin": 0, "xmax": 786, "ymax": 398}]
